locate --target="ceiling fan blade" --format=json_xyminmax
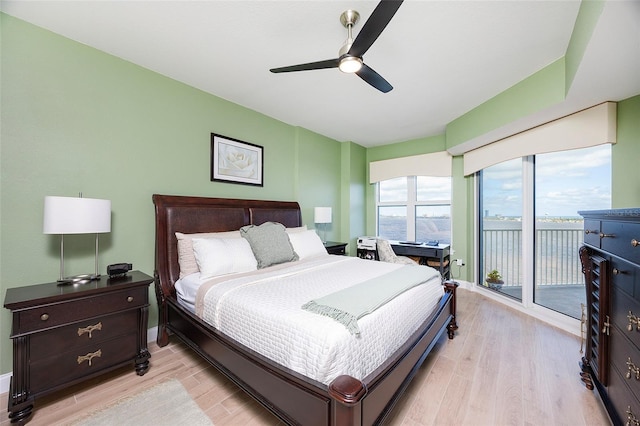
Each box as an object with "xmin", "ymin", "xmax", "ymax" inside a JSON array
[
  {"xmin": 270, "ymin": 59, "xmax": 339, "ymax": 73},
  {"xmin": 349, "ymin": 0, "xmax": 403, "ymax": 58},
  {"xmin": 356, "ymin": 64, "xmax": 393, "ymax": 93}
]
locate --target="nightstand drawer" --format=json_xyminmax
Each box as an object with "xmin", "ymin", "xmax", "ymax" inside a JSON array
[
  {"xmin": 324, "ymin": 241, "xmax": 347, "ymax": 255},
  {"xmin": 13, "ymin": 286, "xmax": 147, "ymax": 335},
  {"xmin": 29, "ymin": 332, "xmax": 138, "ymax": 394},
  {"xmin": 30, "ymin": 310, "xmax": 139, "ymax": 361}
]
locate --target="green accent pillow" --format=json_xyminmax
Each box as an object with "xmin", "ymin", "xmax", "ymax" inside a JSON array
[{"xmin": 240, "ymin": 222, "xmax": 298, "ymax": 268}]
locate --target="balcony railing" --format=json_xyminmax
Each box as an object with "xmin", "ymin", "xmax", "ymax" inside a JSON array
[{"xmin": 482, "ymin": 226, "xmax": 584, "ymax": 287}]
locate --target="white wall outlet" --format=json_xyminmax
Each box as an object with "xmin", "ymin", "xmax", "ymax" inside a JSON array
[{"xmin": 455, "ymin": 258, "xmax": 464, "ymax": 266}]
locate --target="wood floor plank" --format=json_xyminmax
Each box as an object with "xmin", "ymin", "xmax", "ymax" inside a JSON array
[{"xmin": 0, "ymin": 288, "xmax": 611, "ymax": 426}]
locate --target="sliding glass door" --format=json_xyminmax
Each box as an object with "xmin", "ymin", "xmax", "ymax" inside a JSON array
[
  {"xmin": 479, "ymin": 158, "xmax": 523, "ymax": 301},
  {"xmin": 533, "ymin": 145, "xmax": 611, "ymax": 318},
  {"xmin": 479, "ymin": 145, "xmax": 611, "ymax": 319}
]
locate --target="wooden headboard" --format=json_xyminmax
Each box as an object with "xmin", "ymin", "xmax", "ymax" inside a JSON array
[{"xmin": 152, "ymin": 194, "xmax": 302, "ymax": 298}]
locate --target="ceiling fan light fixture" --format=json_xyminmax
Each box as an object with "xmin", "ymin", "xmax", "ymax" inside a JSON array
[{"xmin": 338, "ymin": 56, "xmax": 363, "ymax": 73}]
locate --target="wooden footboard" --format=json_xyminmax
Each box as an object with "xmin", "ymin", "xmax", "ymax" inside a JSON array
[{"xmin": 155, "ymin": 274, "xmax": 457, "ymax": 425}]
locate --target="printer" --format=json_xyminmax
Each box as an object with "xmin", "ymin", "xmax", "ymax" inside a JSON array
[
  {"xmin": 357, "ymin": 237, "xmax": 378, "ymax": 260},
  {"xmin": 357, "ymin": 236, "xmax": 377, "ymax": 250}
]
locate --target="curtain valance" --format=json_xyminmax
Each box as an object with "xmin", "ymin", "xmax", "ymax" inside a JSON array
[
  {"xmin": 369, "ymin": 151, "xmax": 452, "ymax": 183},
  {"xmin": 463, "ymin": 102, "xmax": 617, "ymax": 176}
]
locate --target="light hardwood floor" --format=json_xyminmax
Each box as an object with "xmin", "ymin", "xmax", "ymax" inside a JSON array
[{"xmin": 1, "ymin": 288, "xmax": 611, "ymax": 425}]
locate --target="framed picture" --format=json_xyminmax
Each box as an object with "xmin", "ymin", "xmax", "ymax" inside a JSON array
[{"xmin": 211, "ymin": 133, "xmax": 263, "ymax": 186}]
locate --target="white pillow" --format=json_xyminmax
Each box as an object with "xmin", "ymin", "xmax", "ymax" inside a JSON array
[
  {"xmin": 288, "ymin": 230, "xmax": 328, "ymax": 260},
  {"xmin": 286, "ymin": 225, "xmax": 308, "ymax": 234},
  {"xmin": 192, "ymin": 237, "xmax": 257, "ymax": 279},
  {"xmin": 176, "ymin": 231, "xmax": 241, "ymax": 278}
]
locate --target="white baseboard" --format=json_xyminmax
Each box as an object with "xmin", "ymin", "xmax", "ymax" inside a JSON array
[
  {"xmin": 0, "ymin": 371, "xmax": 10, "ymax": 396},
  {"xmin": 1, "ymin": 326, "xmax": 159, "ymax": 395}
]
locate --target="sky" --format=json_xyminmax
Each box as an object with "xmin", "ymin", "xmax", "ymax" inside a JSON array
[
  {"xmin": 482, "ymin": 144, "xmax": 612, "ymax": 218},
  {"xmin": 379, "ymin": 176, "xmax": 451, "ymax": 204}
]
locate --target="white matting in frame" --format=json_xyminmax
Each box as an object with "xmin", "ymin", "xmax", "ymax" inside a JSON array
[{"xmin": 211, "ymin": 133, "xmax": 263, "ymax": 186}]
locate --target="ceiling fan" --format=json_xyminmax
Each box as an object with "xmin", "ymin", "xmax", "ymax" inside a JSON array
[{"xmin": 269, "ymin": 0, "xmax": 404, "ymax": 93}]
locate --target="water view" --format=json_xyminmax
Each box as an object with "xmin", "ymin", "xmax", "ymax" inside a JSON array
[{"xmin": 379, "ymin": 215, "xmax": 451, "ymax": 244}]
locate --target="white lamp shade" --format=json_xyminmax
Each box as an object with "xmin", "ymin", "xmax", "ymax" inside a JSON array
[
  {"xmin": 314, "ymin": 207, "xmax": 332, "ymax": 224},
  {"xmin": 43, "ymin": 196, "xmax": 111, "ymax": 234}
]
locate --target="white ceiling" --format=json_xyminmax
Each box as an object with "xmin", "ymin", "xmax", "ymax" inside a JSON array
[{"xmin": 2, "ymin": 1, "xmax": 639, "ymax": 148}]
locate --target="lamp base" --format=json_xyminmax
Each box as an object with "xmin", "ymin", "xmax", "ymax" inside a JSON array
[{"xmin": 57, "ymin": 274, "xmax": 101, "ymax": 286}]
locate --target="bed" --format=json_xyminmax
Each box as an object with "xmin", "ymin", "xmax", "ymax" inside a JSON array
[{"xmin": 153, "ymin": 194, "xmax": 458, "ymax": 425}]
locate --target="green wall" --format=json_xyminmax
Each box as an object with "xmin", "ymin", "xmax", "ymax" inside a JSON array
[
  {"xmin": 295, "ymin": 127, "xmax": 343, "ymax": 236},
  {"xmin": 613, "ymin": 95, "xmax": 640, "ymax": 208},
  {"xmin": 2, "ymin": 6, "xmax": 639, "ymax": 379},
  {"xmin": 342, "ymin": 142, "xmax": 367, "ymax": 255},
  {"xmin": 0, "ymin": 14, "xmax": 344, "ymax": 374},
  {"xmin": 446, "ymin": 59, "xmax": 567, "ymax": 149}
]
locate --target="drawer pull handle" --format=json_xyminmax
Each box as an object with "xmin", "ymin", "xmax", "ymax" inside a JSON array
[
  {"xmin": 40, "ymin": 313, "xmax": 49, "ymax": 321},
  {"xmin": 585, "ymin": 229, "xmax": 599, "ymax": 235},
  {"xmin": 77, "ymin": 349, "xmax": 102, "ymax": 367},
  {"xmin": 602, "ymin": 315, "xmax": 611, "ymax": 336},
  {"xmin": 626, "ymin": 406, "xmax": 640, "ymax": 426},
  {"xmin": 77, "ymin": 322, "xmax": 102, "ymax": 339},
  {"xmin": 127, "ymin": 296, "xmax": 134, "ymax": 303},
  {"xmin": 580, "ymin": 303, "xmax": 586, "ymax": 354},
  {"xmin": 626, "ymin": 357, "xmax": 640, "ymax": 380},
  {"xmin": 628, "ymin": 311, "xmax": 640, "ymax": 332},
  {"xmin": 632, "ymin": 239, "xmax": 639, "ymax": 248},
  {"xmin": 599, "ymin": 232, "xmax": 615, "ymax": 239}
]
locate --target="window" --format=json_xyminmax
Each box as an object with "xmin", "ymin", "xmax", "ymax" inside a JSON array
[
  {"xmin": 377, "ymin": 176, "xmax": 451, "ymax": 243},
  {"xmin": 478, "ymin": 144, "xmax": 611, "ymax": 319}
]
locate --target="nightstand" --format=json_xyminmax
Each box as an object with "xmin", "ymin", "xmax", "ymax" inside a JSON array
[
  {"xmin": 324, "ymin": 241, "xmax": 348, "ymax": 255},
  {"xmin": 3, "ymin": 271, "xmax": 153, "ymax": 424}
]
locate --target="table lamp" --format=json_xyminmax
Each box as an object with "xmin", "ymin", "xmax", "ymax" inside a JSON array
[
  {"xmin": 314, "ymin": 207, "xmax": 332, "ymax": 243},
  {"xmin": 43, "ymin": 195, "xmax": 111, "ymax": 284}
]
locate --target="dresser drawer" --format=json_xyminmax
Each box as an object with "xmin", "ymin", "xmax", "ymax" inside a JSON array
[
  {"xmin": 29, "ymin": 332, "xmax": 138, "ymax": 394},
  {"xmin": 611, "ymin": 256, "xmax": 638, "ymax": 300},
  {"xmin": 29, "ymin": 310, "xmax": 139, "ymax": 361},
  {"xmin": 601, "ymin": 221, "xmax": 640, "ymax": 265},
  {"xmin": 612, "ymin": 289, "xmax": 640, "ymax": 350},
  {"xmin": 584, "ymin": 219, "xmax": 602, "ymax": 248},
  {"xmin": 13, "ymin": 286, "xmax": 147, "ymax": 335},
  {"xmin": 610, "ymin": 326, "xmax": 640, "ymax": 401},
  {"xmin": 609, "ymin": 361, "xmax": 640, "ymax": 426}
]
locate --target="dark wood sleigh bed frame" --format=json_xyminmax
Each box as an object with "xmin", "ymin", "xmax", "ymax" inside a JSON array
[{"xmin": 153, "ymin": 194, "xmax": 458, "ymax": 425}]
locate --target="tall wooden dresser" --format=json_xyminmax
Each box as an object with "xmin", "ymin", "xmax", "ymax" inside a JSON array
[{"xmin": 579, "ymin": 209, "xmax": 640, "ymax": 425}]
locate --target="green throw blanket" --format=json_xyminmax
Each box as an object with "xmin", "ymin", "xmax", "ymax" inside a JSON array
[{"xmin": 301, "ymin": 265, "xmax": 434, "ymax": 336}]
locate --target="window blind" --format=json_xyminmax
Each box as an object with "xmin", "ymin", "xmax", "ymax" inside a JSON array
[{"xmin": 463, "ymin": 102, "xmax": 617, "ymax": 176}]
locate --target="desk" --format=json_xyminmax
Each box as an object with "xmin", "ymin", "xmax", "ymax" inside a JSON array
[{"xmin": 390, "ymin": 241, "xmax": 450, "ymax": 279}]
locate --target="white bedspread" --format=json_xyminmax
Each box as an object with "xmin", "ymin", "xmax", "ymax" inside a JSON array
[{"xmin": 194, "ymin": 256, "xmax": 443, "ymax": 385}]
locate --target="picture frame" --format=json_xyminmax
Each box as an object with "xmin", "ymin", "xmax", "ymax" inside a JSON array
[{"xmin": 211, "ymin": 133, "xmax": 263, "ymax": 186}]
